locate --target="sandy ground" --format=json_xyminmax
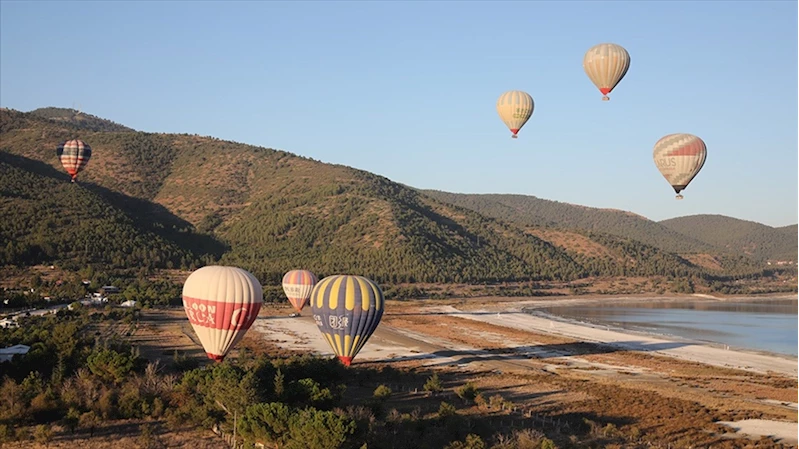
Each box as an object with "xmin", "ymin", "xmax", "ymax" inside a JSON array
[{"xmin": 251, "ymin": 296, "xmax": 798, "ymax": 445}]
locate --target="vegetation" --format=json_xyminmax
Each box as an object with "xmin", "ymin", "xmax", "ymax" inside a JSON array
[
  {"xmin": 660, "ymin": 214, "xmax": 798, "ymax": 262},
  {"xmin": 0, "ymin": 107, "xmax": 795, "ymax": 296},
  {"xmin": 0, "ymin": 310, "xmax": 723, "ymax": 449},
  {"xmin": 421, "ymin": 190, "xmax": 797, "ymax": 263}
]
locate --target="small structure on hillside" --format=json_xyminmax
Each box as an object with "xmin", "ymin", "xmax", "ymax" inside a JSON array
[
  {"xmin": 0, "ymin": 344, "xmax": 30, "ymax": 363},
  {"xmin": 99, "ymin": 286, "xmax": 120, "ymax": 295}
]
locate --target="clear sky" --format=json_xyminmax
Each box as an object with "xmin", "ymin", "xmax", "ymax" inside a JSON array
[{"xmin": 1, "ymin": 1, "xmax": 797, "ymax": 227}]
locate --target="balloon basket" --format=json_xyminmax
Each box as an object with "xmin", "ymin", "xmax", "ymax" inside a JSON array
[
  {"xmin": 675, "ymin": 194, "xmax": 684, "ymax": 200},
  {"xmin": 601, "ymin": 96, "xmax": 610, "ymax": 101},
  {"xmin": 511, "ymin": 135, "xmax": 518, "ymax": 139}
]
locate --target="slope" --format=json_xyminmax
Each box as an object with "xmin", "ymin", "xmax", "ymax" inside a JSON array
[
  {"xmin": 29, "ymin": 107, "xmax": 134, "ymax": 132},
  {"xmin": 0, "ymin": 108, "xmax": 767, "ymax": 288},
  {"xmin": 420, "ymin": 190, "xmax": 714, "ymax": 254},
  {"xmin": 0, "ymin": 151, "xmax": 219, "ymax": 272},
  {"xmin": 659, "ymin": 215, "xmax": 798, "ymax": 262}
]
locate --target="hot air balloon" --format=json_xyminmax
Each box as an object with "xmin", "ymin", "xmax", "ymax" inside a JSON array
[
  {"xmin": 56, "ymin": 139, "xmax": 92, "ymax": 182},
  {"xmin": 182, "ymin": 265, "xmax": 263, "ymax": 361},
  {"xmin": 282, "ymin": 269, "xmax": 318, "ymax": 314},
  {"xmin": 653, "ymin": 133, "xmax": 707, "ymax": 200},
  {"xmin": 310, "ymin": 275, "xmax": 384, "ymax": 367},
  {"xmin": 583, "ymin": 43, "xmax": 630, "ymax": 101},
  {"xmin": 496, "ymin": 90, "xmax": 534, "ymax": 139}
]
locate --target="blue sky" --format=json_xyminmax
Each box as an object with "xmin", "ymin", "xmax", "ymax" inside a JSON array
[{"xmin": 1, "ymin": 1, "xmax": 797, "ymax": 227}]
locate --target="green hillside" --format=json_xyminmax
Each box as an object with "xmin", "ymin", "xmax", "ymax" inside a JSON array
[
  {"xmin": 659, "ymin": 215, "xmax": 798, "ymax": 262},
  {"xmin": 0, "ymin": 151, "xmax": 221, "ymax": 273},
  {"xmin": 0, "ymin": 107, "xmax": 789, "ymax": 294},
  {"xmin": 420, "ymin": 190, "xmax": 715, "ymax": 254}
]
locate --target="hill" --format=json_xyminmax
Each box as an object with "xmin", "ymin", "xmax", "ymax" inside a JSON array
[
  {"xmin": 29, "ymin": 107, "xmax": 134, "ymax": 132},
  {"xmin": 0, "ymin": 151, "xmax": 223, "ymax": 274},
  {"xmin": 0, "ymin": 107, "xmax": 789, "ymax": 295},
  {"xmin": 419, "ymin": 191, "xmax": 715, "ymax": 253},
  {"xmin": 659, "ymin": 215, "xmax": 798, "ymax": 262}
]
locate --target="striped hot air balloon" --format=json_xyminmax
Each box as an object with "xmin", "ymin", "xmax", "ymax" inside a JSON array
[
  {"xmin": 56, "ymin": 139, "xmax": 92, "ymax": 182},
  {"xmin": 496, "ymin": 90, "xmax": 534, "ymax": 139},
  {"xmin": 653, "ymin": 133, "xmax": 707, "ymax": 200},
  {"xmin": 583, "ymin": 43, "xmax": 630, "ymax": 101},
  {"xmin": 282, "ymin": 269, "xmax": 318, "ymax": 313},
  {"xmin": 182, "ymin": 265, "xmax": 263, "ymax": 361},
  {"xmin": 310, "ymin": 275, "xmax": 384, "ymax": 367}
]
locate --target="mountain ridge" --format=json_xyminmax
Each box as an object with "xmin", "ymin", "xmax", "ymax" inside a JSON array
[{"xmin": 1, "ymin": 107, "xmax": 795, "ymax": 296}]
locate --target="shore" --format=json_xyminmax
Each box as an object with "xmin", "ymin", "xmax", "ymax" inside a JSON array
[{"xmin": 252, "ymin": 295, "xmax": 798, "ymax": 445}]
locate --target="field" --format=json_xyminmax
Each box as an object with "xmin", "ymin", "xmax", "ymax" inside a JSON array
[{"xmin": 5, "ymin": 295, "xmax": 797, "ymax": 449}]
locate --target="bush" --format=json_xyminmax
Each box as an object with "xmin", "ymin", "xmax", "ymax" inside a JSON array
[
  {"xmin": 372, "ymin": 385, "xmax": 392, "ymax": 401},
  {"xmin": 455, "ymin": 382, "xmax": 478, "ymax": 404},
  {"xmin": 423, "ymin": 373, "xmax": 443, "ymax": 395}
]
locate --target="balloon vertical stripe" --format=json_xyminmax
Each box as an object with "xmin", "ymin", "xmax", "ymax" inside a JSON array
[{"xmin": 311, "ymin": 275, "xmax": 384, "ymax": 366}]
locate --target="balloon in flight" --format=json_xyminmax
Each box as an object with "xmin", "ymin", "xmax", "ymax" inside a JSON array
[
  {"xmin": 182, "ymin": 265, "xmax": 263, "ymax": 361},
  {"xmin": 496, "ymin": 90, "xmax": 534, "ymax": 139},
  {"xmin": 652, "ymin": 133, "xmax": 707, "ymax": 200},
  {"xmin": 583, "ymin": 43, "xmax": 630, "ymax": 101},
  {"xmin": 310, "ymin": 275, "xmax": 384, "ymax": 366},
  {"xmin": 56, "ymin": 139, "xmax": 92, "ymax": 182},
  {"xmin": 282, "ymin": 269, "xmax": 318, "ymax": 313}
]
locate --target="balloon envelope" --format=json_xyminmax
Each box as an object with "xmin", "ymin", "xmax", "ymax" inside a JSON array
[
  {"xmin": 310, "ymin": 275, "xmax": 384, "ymax": 366},
  {"xmin": 182, "ymin": 265, "xmax": 263, "ymax": 361},
  {"xmin": 282, "ymin": 269, "xmax": 318, "ymax": 313},
  {"xmin": 583, "ymin": 43, "xmax": 630, "ymax": 101},
  {"xmin": 653, "ymin": 133, "xmax": 707, "ymax": 198},
  {"xmin": 496, "ymin": 90, "xmax": 534, "ymax": 138},
  {"xmin": 56, "ymin": 139, "xmax": 92, "ymax": 181}
]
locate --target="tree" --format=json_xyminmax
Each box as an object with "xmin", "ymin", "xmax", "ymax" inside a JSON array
[
  {"xmin": 238, "ymin": 402, "xmax": 291, "ymax": 449},
  {"xmin": 79, "ymin": 410, "xmax": 99, "ymax": 437},
  {"xmin": 86, "ymin": 348, "xmax": 135, "ymax": 384},
  {"xmin": 33, "ymin": 425, "xmax": 53, "ymax": 447},
  {"xmin": 285, "ymin": 408, "xmax": 357, "ymax": 449}
]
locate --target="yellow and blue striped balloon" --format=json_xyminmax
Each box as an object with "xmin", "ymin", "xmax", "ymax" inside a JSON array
[{"xmin": 310, "ymin": 275, "xmax": 384, "ymax": 366}]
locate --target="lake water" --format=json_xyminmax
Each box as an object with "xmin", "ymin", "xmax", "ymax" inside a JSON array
[{"xmin": 530, "ymin": 298, "xmax": 798, "ymax": 357}]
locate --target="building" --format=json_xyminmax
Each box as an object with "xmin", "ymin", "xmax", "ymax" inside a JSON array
[
  {"xmin": 99, "ymin": 286, "xmax": 121, "ymax": 295},
  {"xmin": 0, "ymin": 344, "xmax": 30, "ymax": 363}
]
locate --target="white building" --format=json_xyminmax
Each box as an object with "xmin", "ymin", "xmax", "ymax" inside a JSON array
[{"xmin": 0, "ymin": 344, "xmax": 30, "ymax": 363}]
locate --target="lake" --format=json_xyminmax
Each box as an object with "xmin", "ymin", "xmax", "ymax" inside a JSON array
[{"xmin": 530, "ymin": 298, "xmax": 798, "ymax": 357}]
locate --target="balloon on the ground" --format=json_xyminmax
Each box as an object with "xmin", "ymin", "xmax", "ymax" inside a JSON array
[
  {"xmin": 652, "ymin": 133, "xmax": 707, "ymax": 200},
  {"xmin": 56, "ymin": 139, "xmax": 92, "ymax": 182},
  {"xmin": 583, "ymin": 43, "xmax": 630, "ymax": 101},
  {"xmin": 496, "ymin": 90, "xmax": 534, "ymax": 139},
  {"xmin": 182, "ymin": 265, "xmax": 263, "ymax": 361},
  {"xmin": 310, "ymin": 274, "xmax": 384, "ymax": 366},
  {"xmin": 282, "ymin": 269, "xmax": 318, "ymax": 313}
]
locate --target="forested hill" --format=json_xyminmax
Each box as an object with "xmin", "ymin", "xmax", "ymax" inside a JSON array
[
  {"xmin": 421, "ymin": 191, "xmax": 797, "ymax": 262},
  {"xmin": 420, "ymin": 191, "xmax": 714, "ymax": 254},
  {"xmin": 659, "ymin": 215, "xmax": 798, "ymax": 262},
  {"xmin": 0, "ymin": 107, "xmax": 783, "ymax": 288}
]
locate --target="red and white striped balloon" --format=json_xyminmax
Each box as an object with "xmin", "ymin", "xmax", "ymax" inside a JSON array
[
  {"xmin": 56, "ymin": 139, "xmax": 92, "ymax": 182},
  {"xmin": 182, "ymin": 265, "xmax": 263, "ymax": 361}
]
